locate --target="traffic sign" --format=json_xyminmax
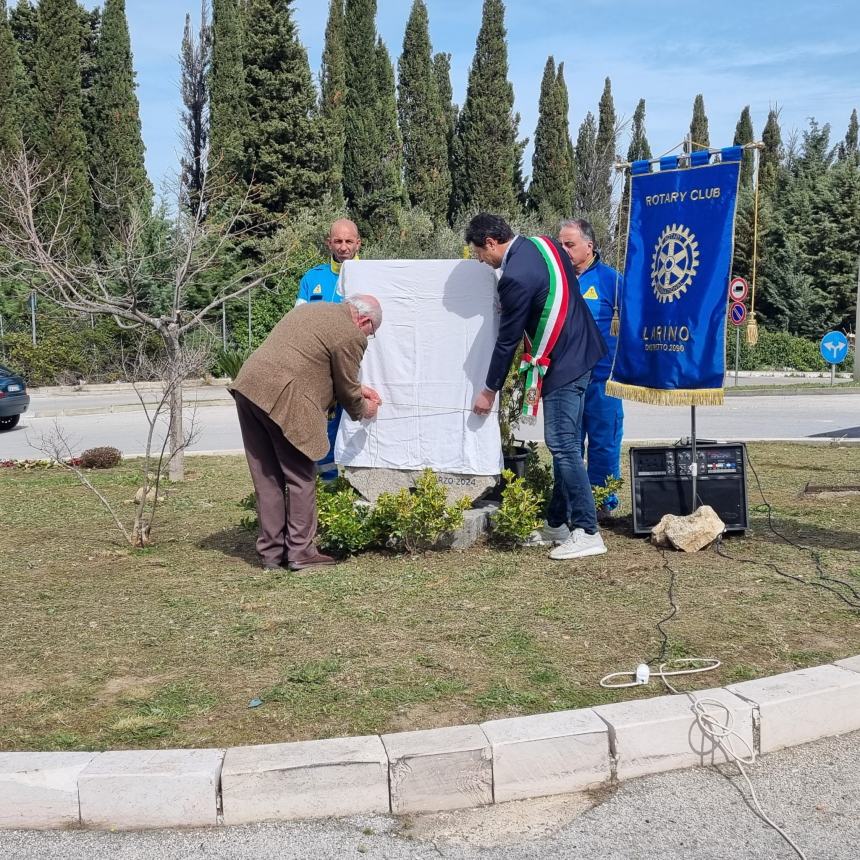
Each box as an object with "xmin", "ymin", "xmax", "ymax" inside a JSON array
[
  {"xmin": 819, "ymin": 330, "xmax": 849, "ymax": 365},
  {"xmin": 729, "ymin": 302, "xmax": 747, "ymax": 326},
  {"xmin": 729, "ymin": 276, "xmax": 749, "ymax": 303}
]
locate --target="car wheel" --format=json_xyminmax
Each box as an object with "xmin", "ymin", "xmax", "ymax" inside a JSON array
[{"xmin": 0, "ymin": 414, "xmax": 20, "ymax": 431}]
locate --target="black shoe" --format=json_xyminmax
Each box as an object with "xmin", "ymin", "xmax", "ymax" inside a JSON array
[{"xmin": 287, "ymin": 551, "xmax": 337, "ymax": 571}]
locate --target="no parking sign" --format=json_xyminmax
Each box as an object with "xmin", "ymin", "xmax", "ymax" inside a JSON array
[{"xmin": 729, "ymin": 302, "xmax": 747, "ymax": 326}]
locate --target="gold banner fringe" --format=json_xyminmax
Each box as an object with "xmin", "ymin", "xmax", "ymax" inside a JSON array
[{"xmin": 606, "ymin": 380, "xmax": 725, "ymax": 407}]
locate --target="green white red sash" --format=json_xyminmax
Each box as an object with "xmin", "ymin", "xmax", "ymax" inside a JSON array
[{"xmin": 518, "ymin": 236, "xmax": 570, "ymax": 419}]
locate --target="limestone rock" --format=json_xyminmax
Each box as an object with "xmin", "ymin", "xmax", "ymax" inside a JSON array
[{"xmin": 650, "ymin": 505, "xmax": 725, "ymax": 552}]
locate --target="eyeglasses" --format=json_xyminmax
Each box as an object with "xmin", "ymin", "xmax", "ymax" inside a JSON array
[{"xmin": 365, "ymin": 317, "xmax": 375, "ymax": 339}]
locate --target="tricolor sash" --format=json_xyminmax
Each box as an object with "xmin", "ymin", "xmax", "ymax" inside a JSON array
[{"xmin": 518, "ymin": 236, "xmax": 570, "ymax": 419}]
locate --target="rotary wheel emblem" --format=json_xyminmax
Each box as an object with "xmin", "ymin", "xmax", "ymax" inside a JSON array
[{"xmin": 651, "ymin": 223, "xmax": 700, "ymax": 303}]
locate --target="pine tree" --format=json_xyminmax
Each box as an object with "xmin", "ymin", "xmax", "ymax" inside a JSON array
[
  {"xmin": 241, "ymin": 0, "xmax": 327, "ymax": 226},
  {"xmin": 593, "ymin": 76, "xmax": 616, "ymax": 220},
  {"xmin": 760, "ymin": 107, "xmax": 782, "ymax": 196},
  {"xmin": 733, "ymin": 105, "xmax": 754, "ymax": 188},
  {"xmin": 179, "ymin": 2, "xmax": 212, "ymax": 217},
  {"xmin": 398, "ymin": 0, "xmax": 450, "ymax": 223},
  {"xmin": 449, "ymin": 0, "xmax": 516, "ymax": 217},
  {"xmin": 0, "ymin": 0, "xmax": 20, "ymax": 153},
  {"xmin": 572, "ymin": 111, "xmax": 597, "ymax": 215},
  {"xmin": 35, "ymin": 0, "xmax": 92, "ymax": 256},
  {"xmin": 91, "ymin": 0, "xmax": 150, "ymax": 247},
  {"xmin": 528, "ymin": 56, "xmax": 572, "ymax": 219},
  {"xmin": 618, "ymin": 98, "xmax": 651, "ymax": 238},
  {"xmin": 320, "ymin": 0, "xmax": 346, "ymax": 202},
  {"xmin": 838, "ymin": 108, "xmax": 858, "ymax": 163},
  {"xmin": 689, "ymin": 93, "xmax": 709, "ymax": 151},
  {"xmin": 9, "ymin": 0, "xmax": 38, "ymax": 145},
  {"xmin": 209, "ymin": 0, "xmax": 248, "ymax": 191}
]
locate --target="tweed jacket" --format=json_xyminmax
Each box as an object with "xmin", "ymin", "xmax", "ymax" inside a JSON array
[{"xmin": 230, "ymin": 303, "xmax": 367, "ymax": 460}]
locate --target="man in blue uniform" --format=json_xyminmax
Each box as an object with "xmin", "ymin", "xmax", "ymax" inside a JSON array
[
  {"xmin": 295, "ymin": 219, "xmax": 362, "ymax": 479},
  {"xmin": 558, "ymin": 218, "xmax": 623, "ymax": 516}
]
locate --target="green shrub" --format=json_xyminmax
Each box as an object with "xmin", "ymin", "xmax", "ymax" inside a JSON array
[
  {"xmin": 729, "ymin": 328, "xmax": 852, "ymax": 372},
  {"xmin": 523, "ymin": 442, "xmax": 553, "ymax": 512},
  {"xmin": 237, "ymin": 492, "xmax": 258, "ymax": 532},
  {"xmin": 592, "ymin": 476, "xmax": 624, "ymax": 511},
  {"xmin": 316, "ymin": 479, "xmax": 375, "ymax": 556},
  {"xmin": 213, "ymin": 347, "xmax": 249, "ymax": 379},
  {"xmin": 491, "ymin": 469, "xmax": 543, "ymax": 547},
  {"xmin": 79, "ymin": 447, "xmax": 122, "ymax": 469},
  {"xmin": 369, "ymin": 469, "xmax": 470, "ymax": 553}
]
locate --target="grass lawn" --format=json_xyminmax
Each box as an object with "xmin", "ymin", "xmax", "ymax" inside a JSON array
[{"xmin": 1, "ymin": 443, "xmax": 859, "ymax": 752}]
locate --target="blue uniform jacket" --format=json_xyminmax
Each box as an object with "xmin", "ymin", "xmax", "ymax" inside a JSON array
[
  {"xmin": 577, "ymin": 254, "xmax": 621, "ymax": 382},
  {"xmin": 485, "ymin": 236, "xmax": 607, "ymax": 395},
  {"xmin": 296, "ymin": 260, "xmax": 344, "ymax": 305}
]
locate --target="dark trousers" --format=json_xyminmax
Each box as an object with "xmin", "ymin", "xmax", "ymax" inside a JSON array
[
  {"xmin": 543, "ymin": 371, "xmax": 599, "ymax": 535},
  {"xmin": 234, "ymin": 392, "xmax": 317, "ymax": 566}
]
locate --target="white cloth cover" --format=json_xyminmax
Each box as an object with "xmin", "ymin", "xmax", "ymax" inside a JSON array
[{"xmin": 334, "ymin": 259, "xmax": 503, "ymax": 475}]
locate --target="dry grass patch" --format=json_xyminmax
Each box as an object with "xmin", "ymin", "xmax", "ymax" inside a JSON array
[{"xmin": 1, "ymin": 443, "xmax": 858, "ymax": 751}]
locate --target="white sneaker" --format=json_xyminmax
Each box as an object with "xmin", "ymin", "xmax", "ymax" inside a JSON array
[
  {"xmin": 548, "ymin": 528, "xmax": 607, "ymax": 560},
  {"xmin": 524, "ymin": 522, "xmax": 570, "ymax": 547}
]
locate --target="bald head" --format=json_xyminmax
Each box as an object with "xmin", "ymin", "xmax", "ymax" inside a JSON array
[
  {"xmin": 345, "ymin": 293, "xmax": 382, "ymax": 336},
  {"xmin": 327, "ymin": 218, "xmax": 361, "ymax": 264}
]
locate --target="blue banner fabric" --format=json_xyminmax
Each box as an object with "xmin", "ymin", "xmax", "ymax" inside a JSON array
[{"xmin": 607, "ymin": 158, "xmax": 741, "ymax": 405}]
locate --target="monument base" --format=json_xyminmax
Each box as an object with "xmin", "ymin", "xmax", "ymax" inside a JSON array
[{"xmin": 342, "ymin": 467, "xmax": 498, "ymax": 505}]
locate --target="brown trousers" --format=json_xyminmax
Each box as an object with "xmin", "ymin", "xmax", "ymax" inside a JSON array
[{"xmin": 234, "ymin": 392, "xmax": 317, "ymax": 566}]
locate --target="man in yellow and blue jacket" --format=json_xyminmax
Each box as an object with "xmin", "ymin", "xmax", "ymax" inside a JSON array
[
  {"xmin": 295, "ymin": 219, "xmax": 362, "ymax": 480},
  {"xmin": 558, "ymin": 218, "xmax": 623, "ymax": 515}
]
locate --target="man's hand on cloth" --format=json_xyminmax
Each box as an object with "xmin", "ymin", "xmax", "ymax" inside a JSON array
[
  {"xmin": 472, "ymin": 387, "xmax": 497, "ymax": 416},
  {"xmin": 362, "ymin": 385, "xmax": 382, "ymax": 419}
]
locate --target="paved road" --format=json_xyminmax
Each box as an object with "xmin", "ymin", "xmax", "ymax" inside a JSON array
[
  {"xmin": 2, "ymin": 730, "xmax": 857, "ymax": 859},
  {"xmin": 3, "ymin": 391, "xmax": 859, "ymax": 459}
]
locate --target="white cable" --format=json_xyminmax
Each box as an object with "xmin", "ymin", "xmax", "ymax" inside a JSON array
[{"xmin": 599, "ymin": 658, "xmax": 721, "ymax": 689}]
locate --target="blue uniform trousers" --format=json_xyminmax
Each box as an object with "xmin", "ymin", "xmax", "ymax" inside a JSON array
[
  {"xmin": 317, "ymin": 404, "xmax": 343, "ymax": 482},
  {"xmin": 581, "ymin": 380, "xmax": 623, "ymax": 489}
]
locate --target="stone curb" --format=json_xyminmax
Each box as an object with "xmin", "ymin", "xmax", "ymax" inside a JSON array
[
  {"xmin": 2, "ymin": 657, "xmax": 859, "ymax": 831},
  {"xmin": 27, "ymin": 397, "xmax": 233, "ymax": 419}
]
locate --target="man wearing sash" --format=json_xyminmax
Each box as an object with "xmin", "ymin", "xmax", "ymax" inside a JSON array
[{"xmin": 466, "ymin": 213, "xmax": 608, "ymax": 560}]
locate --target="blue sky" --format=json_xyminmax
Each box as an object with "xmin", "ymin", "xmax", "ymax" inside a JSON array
[{"xmin": 113, "ymin": 0, "xmax": 859, "ymax": 190}]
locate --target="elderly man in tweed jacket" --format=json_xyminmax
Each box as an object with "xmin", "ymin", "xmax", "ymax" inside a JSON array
[{"xmin": 230, "ymin": 294, "xmax": 382, "ymax": 571}]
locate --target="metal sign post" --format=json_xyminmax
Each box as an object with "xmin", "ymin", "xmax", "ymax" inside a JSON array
[
  {"xmin": 728, "ymin": 277, "xmax": 749, "ymax": 388},
  {"xmin": 819, "ymin": 330, "xmax": 849, "ymax": 387}
]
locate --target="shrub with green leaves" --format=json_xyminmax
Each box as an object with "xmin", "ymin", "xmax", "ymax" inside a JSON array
[
  {"xmin": 592, "ymin": 476, "xmax": 624, "ymax": 510},
  {"xmin": 213, "ymin": 347, "xmax": 250, "ymax": 380},
  {"xmin": 316, "ymin": 479, "xmax": 375, "ymax": 556},
  {"xmin": 491, "ymin": 469, "xmax": 543, "ymax": 546},
  {"xmin": 370, "ymin": 469, "xmax": 470, "ymax": 553},
  {"xmin": 523, "ymin": 442, "xmax": 553, "ymax": 512},
  {"xmin": 237, "ymin": 492, "xmax": 258, "ymax": 533}
]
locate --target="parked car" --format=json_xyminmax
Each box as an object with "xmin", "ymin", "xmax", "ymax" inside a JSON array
[{"xmin": 0, "ymin": 363, "xmax": 30, "ymax": 431}]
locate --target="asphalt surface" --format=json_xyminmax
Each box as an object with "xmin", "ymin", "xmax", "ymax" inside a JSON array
[
  {"xmin": 2, "ymin": 730, "xmax": 857, "ymax": 859},
  {"xmin": 3, "ymin": 390, "xmax": 859, "ymax": 460}
]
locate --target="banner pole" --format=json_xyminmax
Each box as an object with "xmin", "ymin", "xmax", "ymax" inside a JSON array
[{"xmin": 690, "ymin": 406, "xmax": 698, "ymax": 514}]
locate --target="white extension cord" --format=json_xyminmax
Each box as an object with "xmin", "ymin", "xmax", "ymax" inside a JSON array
[{"xmin": 599, "ymin": 659, "xmax": 807, "ymax": 860}]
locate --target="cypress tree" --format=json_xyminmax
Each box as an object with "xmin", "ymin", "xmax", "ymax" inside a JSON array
[
  {"xmin": 760, "ymin": 107, "xmax": 782, "ymax": 195},
  {"xmin": 241, "ymin": 0, "xmax": 327, "ymax": 225},
  {"xmin": 373, "ymin": 36, "xmax": 406, "ymax": 219},
  {"xmin": 619, "ymin": 98, "xmax": 652, "ymax": 235},
  {"xmin": 209, "ymin": 0, "xmax": 248, "ymax": 191},
  {"xmin": 9, "ymin": 0, "xmax": 38, "ymax": 145},
  {"xmin": 398, "ymin": 0, "xmax": 450, "ymax": 223},
  {"xmin": 179, "ymin": 3, "xmax": 212, "ymax": 217},
  {"xmin": 91, "ymin": 0, "xmax": 150, "ymax": 245},
  {"xmin": 838, "ymin": 108, "xmax": 858, "ymax": 163},
  {"xmin": 450, "ymin": 0, "xmax": 517, "ymax": 217},
  {"xmin": 572, "ymin": 111, "xmax": 597, "ymax": 215},
  {"xmin": 35, "ymin": 0, "xmax": 92, "ymax": 256},
  {"xmin": 593, "ymin": 76, "xmax": 616, "ymax": 219},
  {"xmin": 733, "ymin": 105, "xmax": 754, "ymax": 188},
  {"xmin": 689, "ymin": 93, "xmax": 709, "ymax": 151},
  {"xmin": 320, "ymin": 0, "xmax": 346, "ymax": 202},
  {"xmin": 0, "ymin": 0, "xmax": 20, "ymax": 153},
  {"xmin": 343, "ymin": 0, "xmax": 380, "ymax": 231},
  {"xmin": 512, "ymin": 113, "xmax": 528, "ymax": 212},
  {"xmin": 432, "ymin": 51, "xmax": 457, "ymax": 220},
  {"xmin": 528, "ymin": 56, "xmax": 572, "ymax": 218},
  {"xmin": 79, "ymin": 6, "xmax": 100, "ymax": 165}
]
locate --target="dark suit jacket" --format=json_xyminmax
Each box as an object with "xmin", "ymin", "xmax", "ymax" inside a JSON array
[{"xmin": 485, "ymin": 236, "xmax": 607, "ymax": 395}]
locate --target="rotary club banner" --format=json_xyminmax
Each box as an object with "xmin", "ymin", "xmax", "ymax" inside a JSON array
[{"xmin": 606, "ymin": 147, "xmax": 742, "ymax": 406}]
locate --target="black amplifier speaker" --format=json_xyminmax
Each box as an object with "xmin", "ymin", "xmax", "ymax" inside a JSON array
[{"xmin": 630, "ymin": 443, "xmax": 749, "ymax": 535}]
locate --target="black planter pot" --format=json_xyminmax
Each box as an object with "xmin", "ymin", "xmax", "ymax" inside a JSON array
[{"xmin": 485, "ymin": 445, "xmax": 530, "ymax": 501}]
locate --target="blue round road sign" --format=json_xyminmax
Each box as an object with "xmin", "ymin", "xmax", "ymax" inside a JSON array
[
  {"xmin": 819, "ymin": 330, "xmax": 849, "ymax": 364},
  {"xmin": 729, "ymin": 302, "xmax": 747, "ymax": 326}
]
